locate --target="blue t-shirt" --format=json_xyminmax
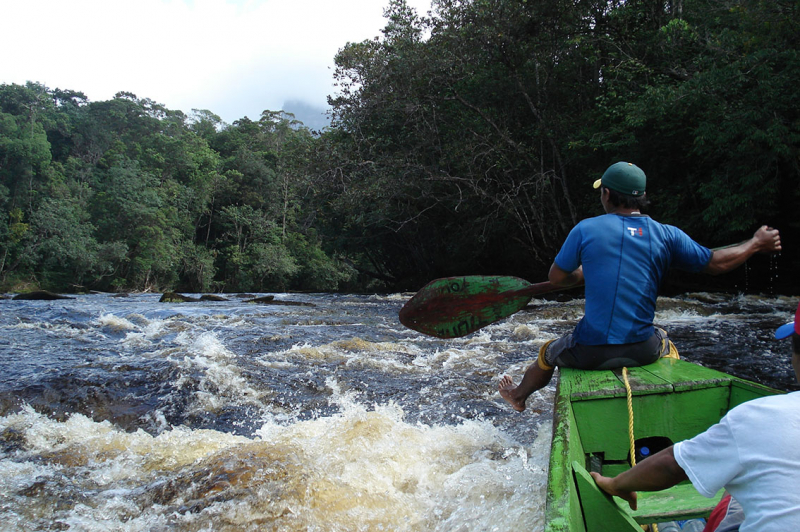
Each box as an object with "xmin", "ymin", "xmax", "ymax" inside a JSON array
[{"xmin": 554, "ymin": 214, "xmax": 712, "ymax": 345}]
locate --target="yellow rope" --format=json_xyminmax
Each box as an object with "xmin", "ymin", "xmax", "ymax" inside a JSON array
[
  {"xmin": 623, "ymin": 366, "xmax": 659, "ymax": 532},
  {"xmin": 622, "ymin": 367, "xmax": 636, "ymax": 467}
]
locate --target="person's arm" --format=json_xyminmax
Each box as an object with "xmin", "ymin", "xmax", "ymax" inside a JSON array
[
  {"xmin": 589, "ymin": 446, "xmax": 688, "ymax": 511},
  {"xmin": 548, "ymin": 263, "xmax": 584, "ymax": 287},
  {"xmin": 704, "ymin": 226, "xmax": 781, "ymax": 275}
]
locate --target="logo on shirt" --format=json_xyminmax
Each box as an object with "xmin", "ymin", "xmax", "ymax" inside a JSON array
[{"xmin": 627, "ymin": 226, "xmax": 644, "ymax": 236}]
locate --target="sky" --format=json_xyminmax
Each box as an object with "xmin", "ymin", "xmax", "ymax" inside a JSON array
[{"xmin": 1, "ymin": 0, "xmax": 432, "ymax": 125}]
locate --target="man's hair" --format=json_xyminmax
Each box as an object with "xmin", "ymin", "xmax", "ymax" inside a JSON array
[{"xmin": 604, "ymin": 186, "xmax": 650, "ymax": 210}]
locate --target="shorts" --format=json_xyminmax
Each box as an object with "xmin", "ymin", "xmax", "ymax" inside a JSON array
[{"xmin": 539, "ymin": 327, "xmax": 674, "ymax": 371}]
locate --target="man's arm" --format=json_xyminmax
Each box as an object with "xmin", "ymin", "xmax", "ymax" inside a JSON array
[
  {"xmin": 704, "ymin": 226, "xmax": 781, "ymax": 275},
  {"xmin": 589, "ymin": 446, "xmax": 688, "ymax": 511},
  {"xmin": 548, "ymin": 263, "xmax": 584, "ymax": 287}
]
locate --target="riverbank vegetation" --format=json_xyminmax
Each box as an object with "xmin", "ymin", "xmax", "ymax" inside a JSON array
[{"xmin": 1, "ymin": 0, "xmax": 797, "ymax": 294}]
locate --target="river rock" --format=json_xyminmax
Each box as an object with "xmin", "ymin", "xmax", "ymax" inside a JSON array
[
  {"xmin": 159, "ymin": 292, "xmax": 201, "ymax": 303},
  {"xmin": 12, "ymin": 290, "xmax": 74, "ymax": 300},
  {"xmin": 199, "ymin": 294, "xmax": 229, "ymax": 301},
  {"xmin": 244, "ymin": 295, "xmax": 315, "ymax": 307},
  {"xmin": 245, "ymin": 295, "xmax": 275, "ymax": 303}
]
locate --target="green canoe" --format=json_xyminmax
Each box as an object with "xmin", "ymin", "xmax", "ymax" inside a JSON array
[{"xmin": 544, "ymin": 357, "xmax": 781, "ymax": 532}]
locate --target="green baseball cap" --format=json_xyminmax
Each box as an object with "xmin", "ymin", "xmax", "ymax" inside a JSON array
[{"xmin": 592, "ymin": 161, "xmax": 646, "ymax": 196}]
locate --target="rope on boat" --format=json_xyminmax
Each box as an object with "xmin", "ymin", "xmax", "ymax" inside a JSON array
[
  {"xmin": 622, "ymin": 367, "xmax": 636, "ymax": 466},
  {"xmin": 625, "ymin": 331, "xmax": 681, "ymax": 467},
  {"xmin": 621, "ymin": 336, "xmax": 682, "ymax": 532},
  {"xmin": 623, "ymin": 366, "xmax": 660, "ymax": 532},
  {"xmin": 624, "ymin": 336, "xmax": 680, "ymax": 467}
]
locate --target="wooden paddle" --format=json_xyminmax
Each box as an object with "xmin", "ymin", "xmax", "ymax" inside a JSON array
[
  {"xmin": 397, "ymin": 239, "xmax": 744, "ymax": 339},
  {"xmin": 398, "ymin": 275, "xmax": 582, "ymax": 338}
]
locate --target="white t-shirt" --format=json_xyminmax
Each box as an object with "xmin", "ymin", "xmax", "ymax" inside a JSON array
[{"xmin": 673, "ymin": 391, "xmax": 800, "ymax": 532}]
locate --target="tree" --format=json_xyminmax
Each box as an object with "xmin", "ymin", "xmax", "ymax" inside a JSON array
[
  {"xmin": 216, "ymin": 204, "xmax": 298, "ymax": 291},
  {"xmin": 90, "ymin": 157, "xmax": 180, "ymax": 290},
  {"xmin": 28, "ymin": 196, "xmax": 101, "ymax": 288},
  {"xmin": 580, "ymin": 0, "xmax": 799, "ymax": 243},
  {"xmin": 323, "ymin": 0, "xmax": 597, "ymax": 285},
  {"xmin": 0, "ymin": 88, "xmax": 53, "ymax": 218}
]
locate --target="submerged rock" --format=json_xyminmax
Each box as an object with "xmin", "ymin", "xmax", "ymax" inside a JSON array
[
  {"xmin": 245, "ymin": 295, "xmax": 275, "ymax": 303},
  {"xmin": 157, "ymin": 292, "xmax": 314, "ymax": 306},
  {"xmin": 12, "ymin": 290, "xmax": 74, "ymax": 300},
  {"xmin": 159, "ymin": 293, "xmax": 230, "ymax": 303},
  {"xmin": 244, "ymin": 295, "xmax": 315, "ymax": 307},
  {"xmin": 159, "ymin": 292, "xmax": 200, "ymax": 303},
  {"xmin": 199, "ymin": 294, "xmax": 229, "ymax": 302}
]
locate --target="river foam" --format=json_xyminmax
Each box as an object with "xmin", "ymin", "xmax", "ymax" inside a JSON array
[
  {"xmin": 1, "ymin": 392, "xmax": 549, "ymax": 531},
  {"xmin": 0, "ymin": 290, "xmax": 794, "ymax": 530}
]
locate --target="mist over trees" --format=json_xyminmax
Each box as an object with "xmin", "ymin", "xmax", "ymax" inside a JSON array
[{"xmin": 1, "ymin": 0, "xmax": 797, "ymax": 294}]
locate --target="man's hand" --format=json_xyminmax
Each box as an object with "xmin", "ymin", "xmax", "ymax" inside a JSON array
[
  {"xmin": 590, "ymin": 471, "xmax": 639, "ymax": 511},
  {"xmin": 587, "ymin": 446, "xmax": 687, "ymax": 511},
  {"xmin": 752, "ymin": 225, "xmax": 781, "ymax": 254}
]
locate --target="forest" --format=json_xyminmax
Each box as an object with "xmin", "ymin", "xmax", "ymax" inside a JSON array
[{"xmin": 0, "ymin": 0, "xmax": 797, "ymax": 294}]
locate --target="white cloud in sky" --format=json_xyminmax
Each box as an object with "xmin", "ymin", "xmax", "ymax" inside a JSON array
[{"xmin": 0, "ymin": 0, "xmax": 432, "ymax": 123}]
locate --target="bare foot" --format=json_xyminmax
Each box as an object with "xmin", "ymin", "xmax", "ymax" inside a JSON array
[{"xmin": 498, "ymin": 375, "xmax": 526, "ymax": 412}]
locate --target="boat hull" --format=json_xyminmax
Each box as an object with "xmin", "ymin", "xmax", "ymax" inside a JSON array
[{"xmin": 544, "ymin": 357, "xmax": 780, "ymax": 532}]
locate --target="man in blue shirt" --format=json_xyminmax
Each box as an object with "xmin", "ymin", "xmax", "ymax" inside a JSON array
[{"xmin": 499, "ymin": 161, "xmax": 782, "ymax": 412}]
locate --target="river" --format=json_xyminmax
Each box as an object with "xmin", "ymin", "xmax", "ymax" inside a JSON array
[{"xmin": 0, "ymin": 290, "xmax": 796, "ymax": 531}]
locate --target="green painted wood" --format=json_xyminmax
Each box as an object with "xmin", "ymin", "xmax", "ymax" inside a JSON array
[
  {"xmin": 545, "ymin": 383, "xmax": 587, "ymax": 532},
  {"xmin": 729, "ymin": 379, "xmax": 784, "ymax": 409},
  {"xmin": 398, "ymin": 275, "xmax": 566, "ymax": 338},
  {"xmin": 572, "ymin": 461, "xmax": 641, "ymax": 532},
  {"xmin": 600, "ymin": 462, "xmax": 631, "ymax": 477},
  {"xmin": 562, "ymin": 367, "xmax": 628, "ymax": 400},
  {"xmin": 611, "ymin": 364, "xmax": 673, "ymax": 395},
  {"xmin": 567, "ymin": 358, "xmax": 739, "ymax": 402},
  {"xmin": 546, "ymin": 358, "xmax": 782, "ymax": 532},
  {"xmin": 632, "ymin": 483, "xmax": 724, "ymax": 523},
  {"xmin": 573, "ymin": 386, "xmax": 731, "ymax": 461},
  {"xmin": 644, "ymin": 358, "xmax": 732, "ymax": 392}
]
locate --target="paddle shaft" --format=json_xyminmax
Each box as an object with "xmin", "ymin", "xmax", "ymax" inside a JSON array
[{"xmin": 506, "ymin": 279, "xmax": 583, "ymax": 299}]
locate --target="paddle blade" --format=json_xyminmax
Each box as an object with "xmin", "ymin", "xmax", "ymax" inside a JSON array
[{"xmin": 399, "ymin": 276, "xmax": 536, "ymax": 338}]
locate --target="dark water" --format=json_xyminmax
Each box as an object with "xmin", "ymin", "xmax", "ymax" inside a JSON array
[{"xmin": 0, "ymin": 291, "xmax": 795, "ymax": 531}]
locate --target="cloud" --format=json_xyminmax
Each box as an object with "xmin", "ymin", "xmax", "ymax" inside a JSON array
[{"xmin": 0, "ymin": 0, "xmax": 431, "ymax": 123}]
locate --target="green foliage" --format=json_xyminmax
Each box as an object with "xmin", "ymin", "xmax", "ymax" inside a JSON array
[
  {"xmin": 285, "ymin": 231, "xmax": 356, "ymax": 291},
  {"xmin": 29, "ymin": 197, "xmax": 99, "ymax": 283},
  {"xmin": 579, "ymin": 0, "xmax": 799, "ymax": 247},
  {"xmin": 0, "ymin": 0, "xmax": 797, "ymax": 293},
  {"xmin": 6, "ymin": 207, "xmax": 28, "ymax": 244},
  {"xmin": 216, "ymin": 204, "xmax": 293, "ymax": 291}
]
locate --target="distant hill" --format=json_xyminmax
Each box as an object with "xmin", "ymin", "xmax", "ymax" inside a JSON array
[{"xmin": 282, "ymin": 100, "xmax": 331, "ymax": 132}]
